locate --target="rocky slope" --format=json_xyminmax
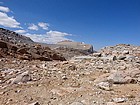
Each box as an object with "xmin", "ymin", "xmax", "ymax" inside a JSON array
[
  {"xmin": 0, "ymin": 44, "xmax": 140, "ymax": 105},
  {"xmin": 0, "ymin": 40, "xmax": 66, "ymax": 61},
  {"xmin": 0, "ymin": 28, "xmax": 34, "ymax": 44},
  {"xmin": 0, "ymin": 28, "xmax": 66, "ymax": 61}
]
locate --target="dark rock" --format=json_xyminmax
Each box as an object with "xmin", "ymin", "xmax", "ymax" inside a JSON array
[
  {"xmin": 118, "ymin": 56, "xmax": 126, "ymax": 60},
  {"xmin": 17, "ymin": 47, "xmax": 29, "ymax": 54},
  {"xmin": 0, "ymin": 40, "xmax": 8, "ymax": 48}
]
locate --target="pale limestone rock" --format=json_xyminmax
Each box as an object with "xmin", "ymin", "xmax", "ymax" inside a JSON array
[
  {"xmin": 113, "ymin": 98, "xmax": 127, "ymax": 103},
  {"xmin": 97, "ymin": 82, "xmax": 112, "ymax": 91}
]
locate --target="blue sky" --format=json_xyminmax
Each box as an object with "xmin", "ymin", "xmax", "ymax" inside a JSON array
[{"xmin": 0, "ymin": 0, "xmax": 140, "ymax": 50}]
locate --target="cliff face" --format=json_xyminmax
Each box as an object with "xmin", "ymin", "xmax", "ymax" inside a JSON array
[
  {"xmin": 57, "ymin": 41, "xmax": 94, "ymax": 53},
  {"xmin": 38, "ymin": 41, "xmax": 94, "ymax": 59}
]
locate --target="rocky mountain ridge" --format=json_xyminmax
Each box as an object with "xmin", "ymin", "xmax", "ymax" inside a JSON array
[{"xmin": 0, "ymin": 28, "xmax": 34, "ymax": 44}]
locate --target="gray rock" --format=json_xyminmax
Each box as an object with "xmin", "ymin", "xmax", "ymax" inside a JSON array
[
  {"xmin": 125, "ymin": 55, "xmax": 135, "ymax": 61},
  {"xmin": 101, "ymin": 55, "xmax": 117, "ymax": 61},
  {"xmin": 12, "ymin": 71, "xmax": 31, "ymax": 84},
  {"xmin": 107, "ymin": 72, "xmax": 127, "ymax": 84}
]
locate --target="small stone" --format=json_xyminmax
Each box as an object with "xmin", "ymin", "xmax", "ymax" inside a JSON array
[
  {"xmin": 6, "ymin": 98, "xmax": 13, "ymax": 104},
  {"xmin": 12, "ymin": 71, "xmax": 31, "ymax": 84},
  {"xmin": 118, "ymin": 56, "xmax": 126, "ymax": 60},
  {"xmin": 92, "ymin": 53, "xmax": 102, "ymax": 57},
  {"xmin": 113, "ymin": 98, "xmax": 127, "ymax": 103},
  {"xmin": 107, "ymin": 102, "xmax": 117, "ymax": 105},
  {"xmin": 68, "ymin": 65, "xmax": 76, "ymax": 70},
  {"xmin": 28, "ymin": 102, "xmax": 40, "ymax": 105},
  {"xmin": 97, "ymin": 82, "xmax": 112, "ymax": 91},
  {"xmin": 62, "ymin": 75, "xmax": 68, "ymax": 80},
  {"xmin": 15, "ymin": 90, "xmax": 21, "ymax": 93},
  {"xmin": 70, "ymin": 102, "xmax": 84, "ymax": 105},
  {"xmin": 0, "ymin": 92, "xmax": 4, "ymax": 95},
  {"xmin": 122, "ymin": 50, "xmax": 129, "ymax": 54}
]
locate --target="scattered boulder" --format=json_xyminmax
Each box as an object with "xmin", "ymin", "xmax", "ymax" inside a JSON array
[
  {"xmin": 97, "ymin": 82, "xmax": 112, "ymax": 91},
  {"xmin": 11, "ymin": 71, "xmax": 31, "ymax": 84},
  {"xmin": 101, "ymin": 55, "xmax": 117, "ymax": 61},
  {"xmin": 112, "ymin": 98, "xmax": 127, "ymax": 103},
  {"xmin": 107, "ymin": 72, "xmax": 127, "ymax": 84}
]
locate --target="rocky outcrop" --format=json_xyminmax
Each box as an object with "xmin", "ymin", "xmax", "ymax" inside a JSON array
[{"xmin": 0, "ymin": 40, "xmax": 66, "ymax": 61}]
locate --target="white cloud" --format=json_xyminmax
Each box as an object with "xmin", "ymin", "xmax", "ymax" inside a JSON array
[
  {"xmin": 47, "ymin": 30, "xmax": 71, "ymax": 37},
  {"xmin": 24, "ymin": 30, "xmax": 72, "ymax": 44},
  {"xmin": 38, "ymin": 22, "xmax": 49, "ymax": 30},
  {"xmin": 0, "ymin": 6, "xmax": 10, "ymax": 12},
  {"xmin": 15, "ymin": 30, "xmax": 26, "ymax": 34},
  {"xmin": 28, "ymin": 24, "xmax": 38, "ymax": 31},
  {"xmin": 0, "ymin": 12, "xmax": 21, "ymax": 28}
]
